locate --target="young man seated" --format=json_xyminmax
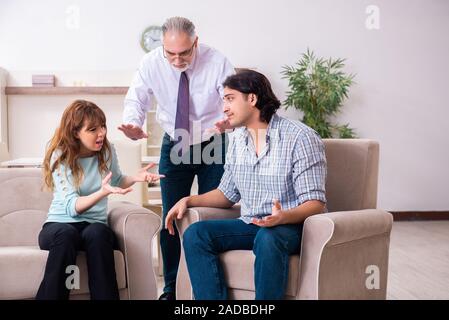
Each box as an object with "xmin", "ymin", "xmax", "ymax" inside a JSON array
[{"xmin": 165, "ymin": 70, "xmax": 327, "ymax": 300}]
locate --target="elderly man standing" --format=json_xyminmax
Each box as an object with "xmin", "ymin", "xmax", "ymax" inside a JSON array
[{"xmin": 120, "ymin": 16, "xmax": 235, "ymax": 300}]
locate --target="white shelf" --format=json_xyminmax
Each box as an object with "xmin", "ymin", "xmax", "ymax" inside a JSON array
[
  {"xmin": 141, "ymin": 156, "xmax": 159, "ymax": 164},
  {"xmin": 2, "ymin": 156, "xmax": 157, "ymax": 168},
  {"xmin": 147, "ymin": 199, "xmax": 163, "ymax": 206},
  {"xmin": 5, "ymin": 86, "xmax": 128, "ymax": 95}
]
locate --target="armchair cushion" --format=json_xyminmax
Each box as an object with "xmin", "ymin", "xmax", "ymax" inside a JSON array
[
  {"xmin": 0, "ymin": 247, "xmax": 126, "ymax": 300},
  {"xmin": 220, "ymin": 251, "xmax": 301, "ymax": 297}
]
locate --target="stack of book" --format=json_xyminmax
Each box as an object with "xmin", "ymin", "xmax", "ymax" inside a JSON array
[{"xmin": 32, "ymin": 75, "xmax": 55, "ymax": 87}]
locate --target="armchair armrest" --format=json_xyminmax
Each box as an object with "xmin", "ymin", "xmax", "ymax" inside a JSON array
[
  {"xmin": 175, "ymin": 205, "xmax": 240, "ymax": 299},
  {"xmin": 176, "ymin": 205, "xmax": 241, "ymax": 237},
  {"xmin": 108, "ymin": 200, "xmax": 161, "ymax": 300},
  {"xmin": 298, "ymin": 209, "xmax": 393, "ymax": 300}
]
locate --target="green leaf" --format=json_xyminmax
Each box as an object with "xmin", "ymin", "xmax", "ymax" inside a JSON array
[{"xmin": 281, "ymin": 49, "xmax": 357, "ymax": 139}]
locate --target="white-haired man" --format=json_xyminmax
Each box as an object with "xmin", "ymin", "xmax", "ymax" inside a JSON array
[{"xmin": 120, "ymin": 16, "xmax": 235, "ymax": 300}]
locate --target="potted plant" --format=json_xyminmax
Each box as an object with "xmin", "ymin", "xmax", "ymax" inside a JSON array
[{"xmin": 282, "ymin": 49, "xmax": 356, "ymax": 138}]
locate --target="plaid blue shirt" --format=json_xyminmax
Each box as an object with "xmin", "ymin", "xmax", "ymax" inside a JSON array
[{"xmin": 218, "ymin": 114, "xmax": 327, "ymax": 224}]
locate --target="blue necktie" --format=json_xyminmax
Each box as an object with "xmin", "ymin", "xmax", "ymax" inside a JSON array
[{"xmin": 175, "ymin": 71, "xmax": 190, "ymax": 146}]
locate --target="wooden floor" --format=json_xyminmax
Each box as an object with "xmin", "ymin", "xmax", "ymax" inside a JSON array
[
  {"xmin": 387, "ymin": 220, "xmax": 449, "ymax": 299},
  {"xmin": 155, "ymin": 221, "xmax": 449, "ymax": 300}
]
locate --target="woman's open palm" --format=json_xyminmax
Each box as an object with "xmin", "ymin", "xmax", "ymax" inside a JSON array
[{"xmin": 102, "ymin": 172, "xmax": 133, "ymax": 195}]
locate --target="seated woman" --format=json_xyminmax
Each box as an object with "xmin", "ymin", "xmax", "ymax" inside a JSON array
[{"xmin": 36, "ymin": 99, "xmax": 163, "ymax": 300}]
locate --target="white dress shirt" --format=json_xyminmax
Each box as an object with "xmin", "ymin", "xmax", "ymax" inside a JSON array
[{"xmin": 123, "ymin": 43, "xmax": 235, "ymax": 145}]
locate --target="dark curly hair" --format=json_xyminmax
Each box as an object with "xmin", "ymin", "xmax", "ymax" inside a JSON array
[{"xmin": 223, "ymin": 70, "xmax": 281, "ymax": 123}]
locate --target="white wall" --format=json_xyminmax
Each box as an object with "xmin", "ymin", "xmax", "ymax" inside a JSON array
[
  {"xmin": 0, "ymin": 0, "xmax": 448, "ymax": 211},
  {"xmin": 6, "ymin": 95, "xmax": 128, "ymax": 157}
]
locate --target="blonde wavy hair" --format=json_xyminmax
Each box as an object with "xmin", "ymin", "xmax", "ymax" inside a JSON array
[{"xmin": 43, "ymin": 100, "xmax": 111, "ymax": 191}]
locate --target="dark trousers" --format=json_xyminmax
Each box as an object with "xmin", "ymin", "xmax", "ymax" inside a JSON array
[
  {"xmin": 36, "ymin": 221, "xmax": 119, "ymax": 300},
  {"xmin": 159, "ymin": 133, "xmax": 226, "ymax": 294}
]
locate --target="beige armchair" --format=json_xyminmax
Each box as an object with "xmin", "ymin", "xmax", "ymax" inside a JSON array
[
  {"xmin": 0, "ymin": 168, "xmax": 160, "ymax": 300},
  {"xmin": 176, "ymin": 139, "xmax": 393, "ymax": 300}
]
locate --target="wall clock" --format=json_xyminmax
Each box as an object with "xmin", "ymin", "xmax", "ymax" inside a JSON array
[{"xmin": 141, "ymin": 25, "xmax": 163, "ymax": 53}]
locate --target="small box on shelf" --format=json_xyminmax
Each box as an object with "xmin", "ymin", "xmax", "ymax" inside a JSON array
[{"xmin": 32, "ymin": 75, "xmax": 55, "ymax": 87}]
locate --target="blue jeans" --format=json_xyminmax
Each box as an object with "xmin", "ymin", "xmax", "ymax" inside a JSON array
[
  {"xmin": 159, "ymin": 133, "xmax": 226, "ymax": 294},
  {"xmin": 183, "ymin": 219, "xmax": 304, "ymax": 300}
]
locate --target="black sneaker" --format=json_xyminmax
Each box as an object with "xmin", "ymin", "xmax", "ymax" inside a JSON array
[{"xmin": 158, "ymin": 292, "xmax": 176, "ymax": 300}]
